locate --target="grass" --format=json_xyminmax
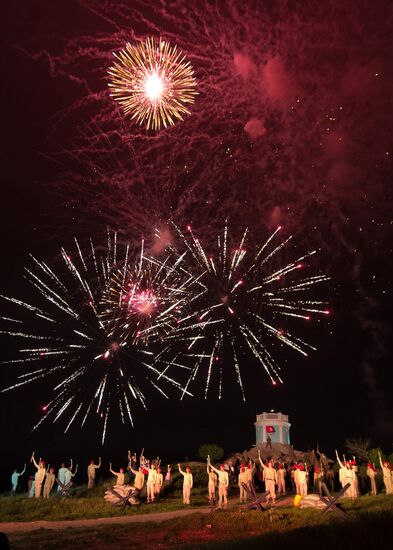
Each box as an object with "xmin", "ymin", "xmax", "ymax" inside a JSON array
[
  {"xmin": 0, "ymin": 492, "xmax": 208, "ymax": 522},
  {"xmin": 3, "ymin": 494, "xmax": 393, "ymax": 549},
  {"xmin": 5, "ymin": 496, "xmax": 393, "ymax": 550}
]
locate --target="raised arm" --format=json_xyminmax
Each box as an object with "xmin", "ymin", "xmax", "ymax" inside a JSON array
[
  {"xmin": 206, "ymin": 460, "xmax": 210, "ymax": 476},
  {"xmin": 109, "ymin": 463, "xmax": 118, "ymax": 476},
  {"xmin": 208, "ymin": 457, "xmax": 220, "ymax": 475},
  {"xmin": 378, "ymin": 451, "xmax": 384, "ymax": 469},
  {"xmin": 178, "ymin": 463, "xmax": 185, "ymax": 476},
  {"xmin": 258, "ymin": 450, "xmax": 266, "ymax": 469},
  {"xmin": 97, "ymin": 457, "xmax": 101, "ymax": 469},
  {"xmin": 20, "ymin": 464, "xmax": 26, "ymax": 476},
  {"xmin": 69, "ymin": 458, "xmax": 73, "ymax": 470},
  {"xmin": 31, "ymin": 452, "xmax": 39, "ymax": 469},
  {"xmin": 72, "ymin": 465, "xmax": 78, "ymax": 477},
  {"xmin": 130, "ymin": 466, "xmax": 138, "ymax": 475},
  {"xmin": 335, "ymin": 450, "xmax": 344, "ymax": 469}
]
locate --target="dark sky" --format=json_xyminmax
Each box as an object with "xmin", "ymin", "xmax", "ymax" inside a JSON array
[{"xmin": 1, "ymin": 0, "xmax": 393, "ymax": 488}]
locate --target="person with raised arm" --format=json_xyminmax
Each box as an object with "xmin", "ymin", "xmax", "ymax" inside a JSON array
[
  {"xmin": 378, "ymin": 451, "xmax": 393, "ymax": 495},
  {"xmin": 335, "ymin": 450, "xmax": 357, "ymax": 499},
  {"xmin": 206, "ymin": 459, "xmax": 218, "ymax": 502},
  {"xmin": 57, "ymin": 459, "xmax": 73, "ymax": 492},
  {"xmin": 11, "ymin": 464, "xmax": 26, "ymax": 493},
  {"xmin": 64, "ymin": 463, "xmax": 78, "ymax": 487},
  {"xmin": 208, "ymin": 455, "xmax": 229, "ymax": 509},
  {"xmin": 87, "ymin": 457, "xmax": 101, "ymax": 489},
  {"xmin": 178, "ymin": 463, "xmax": 193, "ymax": 505},
  {"xmin": 258, "ymin": 450, "xmax": 277, "ymax": 502},
  {"xmin": 350, "ymin": 457, "xmax": 359, "ymax": 497},
  {"xmin": 30, "ymin": 452, "xmax": 46, "ymax": 498},
  {"xmin": 109, "ymin": 463, "xmax": 125, "ymax": 486},
  {"xmin": 128, "ymin": 453, "xmax": 146, "ymax": 492}
]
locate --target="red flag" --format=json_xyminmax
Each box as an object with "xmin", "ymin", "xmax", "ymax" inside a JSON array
[{"xmin": 266, "ymin": 426, "xmax": 275, "ymax": 433}]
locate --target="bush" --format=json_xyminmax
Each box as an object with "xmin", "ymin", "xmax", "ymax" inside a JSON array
[
  {"xmin": 198, "ymin": 444, "xmax": 224, "ymax": 462},
  {"xmin": 368, "ymin": 448, "xmax": 384, "ymax": 467},
  {"xmin": 344, "ymin": 438, "xmax": 371, "ymax": 462}
]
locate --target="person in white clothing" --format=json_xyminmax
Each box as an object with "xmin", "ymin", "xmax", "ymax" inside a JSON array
[
  {"xmin": 87, "ymin": 457, "xmax": 101, "ymax": 489},
  {"xmin": 178, "ymin": 464, "xmax": 193, "ymax": 505},
  {"xmin": 110, "ymin": 463, "xmax": 125, "ymax": 485},
  {"xmin": 238, "ymin": 465, "xmax": 249, "ymax": 502},
  {"xmin": 350, "ymin": 458, "xmax": 359, "ymax": 497},
  {"xmin": 245, "ymin": 461, "xmax": 254, "ymax": 485},
  {"xmin": 30, "ymin": 452, "xmax": 46, "ymax": 498},
  {"xmin": 206, "ymin": 461, "xmax": 218, "ymax": 502},
  {"xmin": 296, "ymin": 465, "xmax": 308, "ymax": 496},
  {"xmin": 258, "ymin": 451, "xmax": 277, "ymax": 502},
  {"xmin": 146, "ymin": 463, "xmax": 158, "ymax": 502},
  {"xmin": 11, "ymin": 464, "xmax": 26, "ymax": 493},
  {"xmin": 58, "ymin": 460, "xmax": 73, "ymax": 492},
  {"xmin": 335, "ymin": 451, "xmax": 357, "ymax": 499},
  {"xmin": 277, "ymin": 464, "xmax": 286, "ymax": 495},
  {"xmin": 208, "ymin": 457, "xmax": 229, "ymax": 509},
  {"xmin": 379, "ymin": 451, "xmax": 393, "ymax": 495}
]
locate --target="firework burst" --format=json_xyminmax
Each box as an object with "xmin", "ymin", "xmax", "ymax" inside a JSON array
[
  {"xmin": 0, "ymin": 233, "xmax": 195, "ymax": 443},
  {"xmin": 108, "ymin": 37, "xmax": 197, "ymax": 130},
  {"xmin": 168, "ymin": 223, "xmax": 330, "ymax": 399},
  {"xmin": 99, "ymin": 243, "xmax": 195, "ymax": 346}
]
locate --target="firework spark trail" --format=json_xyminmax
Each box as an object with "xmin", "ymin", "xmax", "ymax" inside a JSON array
[
  {"xmin": 0, "ymin": 233, "xmax": 200, "ymax": 442},
  {"xmin": 169, "ymin": 223, "xmax": 330, "ymax": 398}
]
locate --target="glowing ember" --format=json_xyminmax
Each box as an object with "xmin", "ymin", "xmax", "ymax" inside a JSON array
[
  {"xmin": 129, "ymin": 290, "xmax": 157, "ymax": 315},
  {"xmin": 144, "ymin": 72, "xmax": 164, "ymax": 100}
]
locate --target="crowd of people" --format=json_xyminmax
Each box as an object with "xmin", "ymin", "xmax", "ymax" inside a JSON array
[{"xmin": 9, "ymin": 448, "xmax": 393, "ymax": 507}]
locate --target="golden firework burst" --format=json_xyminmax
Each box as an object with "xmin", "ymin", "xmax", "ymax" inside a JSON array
[{"xmin": 108, "ymin": 37, "xmax": 197, "ymax": 130}]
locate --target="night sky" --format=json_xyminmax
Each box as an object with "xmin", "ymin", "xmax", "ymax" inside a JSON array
[{"xmin": 1, "ymin": 0, "xmax": 393, "ymax": 488}]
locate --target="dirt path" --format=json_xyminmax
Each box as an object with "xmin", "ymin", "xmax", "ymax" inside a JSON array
[{"xmin": 0, "ymin": 507, "xmax": 211, "ymax": 534}]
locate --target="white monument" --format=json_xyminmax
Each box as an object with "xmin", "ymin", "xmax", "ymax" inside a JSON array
[{"xmin": 255, "ymin": 411, "xmax": 290, "ymax": 445}]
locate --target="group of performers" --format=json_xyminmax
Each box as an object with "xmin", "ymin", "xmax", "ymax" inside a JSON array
[{"xmin": 10, "ymin": 448, "xmax": 393, "ymax": 505}]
